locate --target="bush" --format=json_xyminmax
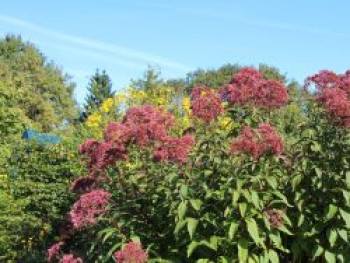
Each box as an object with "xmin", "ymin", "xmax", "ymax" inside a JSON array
[
  {"xmin": 46, "ymin": 68, "xmax": 350, "ymax": 263},
  {"xmin": 1, "ymin": 140, "xmax": 81, "ymax": 262}
]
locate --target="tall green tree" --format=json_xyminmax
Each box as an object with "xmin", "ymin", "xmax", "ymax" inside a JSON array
[
  {"xmin": 0, "ymin": 34, "xmax": 78, "ymax": 132},
  {"xmin": 83, "ymin": 69, "xmax": 114, "ymax": 115}
]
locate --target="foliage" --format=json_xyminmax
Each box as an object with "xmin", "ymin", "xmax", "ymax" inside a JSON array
[
  {"xmin": 0, "ymin": 34, "xmax": 78, "ymax": 132},
  {"xmin": 1, "ymin": 140, "xmax": 81, "ymax": 262},
  {"xmin": 47, "ymin": 67, "xmax": 350, "ymax": 263},
  {"xmin": 83, "ymin": 69, "xmax": 115, "ymax": 117}
]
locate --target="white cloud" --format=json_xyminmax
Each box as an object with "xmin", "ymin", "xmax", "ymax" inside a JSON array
[{"xmin": 0, "ymin": 15, "xmax": 192, "ymax": 72}]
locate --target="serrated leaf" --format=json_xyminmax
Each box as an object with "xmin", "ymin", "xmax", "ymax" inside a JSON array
[
  {"xmin": 229, "ymin": 222, "xmax": 239, "ymax": 240},
  {"xmin": 279, "ymin": 225, "xmax": 293, "ymax": 235},
  {"xmin": 268, "ymin": 249, "xmax": 279, "ymax": 263},
  {"xmin": 174, "ymin": 219, "xmax": 187, "ymax": 235},
  {"xmin": 311, "ymin": 244, "xmax": 324, "ymax": 260},
  {"xmin": 180, "ymin": 185, "xmax": 189, "ymax": 198},
  {"xmin": 324, "ymin": 250, "xmax": 336, "ymax": 263},
  {"xmin": 187, "ymin": 218, "xmax": 199, "ymax": 239},
  {"xmin": 314, "ymin": 167, "xmax": 322, "ymax": 178},
  {"xmin": 251, "ymin": 191, "xmax": 260, "ymax": 209},
  {"xmin": 346, "ymin": 171, "xmax": 350, "ymax": 188},
  {"xmin": 239, "ymin": 203, "xmax": 247, "ymax": 218},
  {"xmin": 327, "ymin": 229, "xmax": 337, "ymax": 247},
  {"xmin": 339, "ymin": 209, "xmax": 350, "ymax": 228},
  {"xmin": 238, "ymin": 238, "xmax": 249, "ymax": 263},
  {"xmin": 190, "ymin": 199, "xmax": 202, "ymax": 211},
  {"xmin": 338, "ymin": 229, "xmax": 348, "ymax": 242},
  {"xmin": 324, "ymin": 204, "xmax": 338, "ymax": 221},
  {"xmin": 246, "ymin": 218, "xmax": 261, "ymax": 246},
  {"xmin": 178, "ymin": 201, "xmax": 187, "ymax": 219},
  {"xmin": 232, "ymin": 191, "xmax": 240, "ymax": 206},
  {"xmin": 267, "ymin": 176, "xmax": 278, "ymax": 189},
  {"xmin": 291, "ymin": 174, "xmax": 302, "ymax": 190},
  {"xmin": 187, "ymin": 241, "xmax": 199, "ymax": 257}
]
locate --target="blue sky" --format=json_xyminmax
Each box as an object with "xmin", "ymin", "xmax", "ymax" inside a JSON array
[{"xmin": 1, "ymin": 0, "xmax": 349, "ymax": 104}]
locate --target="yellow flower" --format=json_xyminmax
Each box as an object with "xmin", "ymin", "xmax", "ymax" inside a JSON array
[
  {"xmin": 114, "ymin": 93, "xmax": 127, "ymax": 104},
  {"xmin": 219, "ymin": 117, "xmax": 231, "ymax": 129},
  {"xmin": 86, "ymin": 112, "xmax": 102, "ymax": 127},
  {"xmin": 100, "ymin": 98, "xmax": 114, "ymax": 113},
  {"xmin": 130, "ymin": 90, "xmax": 147, "ymax": 100},
  {"xmin": 155, "ymin": 97, "xmax": 166, "ymax": 105},
  {"xmin": 182, "ymin": 97, "xmax": 191, "ymax": 112},
  {"xmin": 182, "ymin": 115, "xmax": 191, "ymax": 129}
]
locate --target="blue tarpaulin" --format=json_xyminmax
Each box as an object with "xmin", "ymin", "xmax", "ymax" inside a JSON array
[{"xmin": 22, "ymin": 129, "xmax": 61, "ymax": 145}]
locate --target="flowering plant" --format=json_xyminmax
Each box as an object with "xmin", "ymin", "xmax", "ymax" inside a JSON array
[{"xmin": 47, "ymin": 68, "xmax": 350, "ymax": 263}]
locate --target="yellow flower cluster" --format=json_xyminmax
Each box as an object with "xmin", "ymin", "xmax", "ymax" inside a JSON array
[
  {"xmin": 86, "ymin": 112, "xmax": 102, "ymax": 127},
  {"xmin": 100, "ymin": 98, "xmax": 114, "ymax": 113}
]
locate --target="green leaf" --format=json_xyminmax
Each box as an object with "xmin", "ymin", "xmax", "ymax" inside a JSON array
[
  {"xmin": 339, "ymin": 209, "xmax": 350, "ymax": 228},
  {"xmin": 324, "ymin": 250, "xmax": 336, "ymax": 263},
  {"xmin": 229, "ymin": 222, "xmax": 239, "ymax": 240},
  {"xmin": 187, "ymin": 241, "xmax": 199, "ymax": 257},
  {"xmin": 279, "ymin": 225, "xmax": 293, "ymax": 235},
  {"xmin": 239, "ymin": 203, "xmax": 247, "ymax": 218},
  {"xmin": 232, "ymin": 191, "xmax": 240, "ymax": 206},
  {"xmin": 315, "ymin": 167, "xmax": 322, "ymax": 178},
  {"xmin": 174, "ymin": 220, "xmax": 187, "ymax": 235},
  {"xmin": 246, "ymin": 218, "xmax": 261, "ymax": 246},
  {"xmin": 251, "ymin": 191, "xmax": 260, "ymax": 209},
  {"xmin": 342, "ymin": 190, "xmax": 350, "ymax": 206},
  {"xmin": 268, "ymin": 249, "xmax": 279, "ymax": 263},
  {"xmin": 346, "ymin": 171, "xmax": 350, "ymax": 188},
  {"xmin": 311, "ymin": 244, "xmax": 324, "ymax": 260},
  {"xmin": 238, "ymin": 238, "xmax": 249, "ymax": 263},
  {"xmin": 324, "ymin": 204, "xmax": 338, "ymax": 221},
  {"xmin": 291, "ymin": 174, "xmax": 302, "ymax": 190},
  {"xmin": 180, "ymin": 185, "xmax": 189, "ymax": 198},
  {"xmin": 178, "ymin": 201, "xmax": 187, "ymax": 219},
  {"xmin": 190, "ymin": 199, "xmax": 202, "ymax": 211},
  {"xmin": 187, "ymin": 218, "xmax": 199, "ymax": 239},
  {"xmin": 327, "ymin": 229, "xmax": 337, "ymax": 247},
  {"xmin": 267, "ymin": 176, "xmax": 278, "ymax": 189},
  {"xmin": 338, "ymin": 229, "xmax": 348, "ymax": 242},
  {"xmin": 311, "ymin": 142, "xmax": 321, "ymax": 152}
]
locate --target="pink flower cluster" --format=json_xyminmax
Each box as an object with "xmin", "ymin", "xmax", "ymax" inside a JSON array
[
  {"xmin": 154, "ymin": 135, "xmax": 195, "ymax": 163},
  {"xmin": 59, "ymin": 254, "xmax": 83, "ymax": 263},
  {"xmin": 123, "ymin": 105, "xmax": 175, "ymax": 146},
  {"xmin": 114, "ymin": 242, "xmax": 148, "ymax": 263},
  {"xmin": 305, "ymin": 70, "xmax": 350, "ymax": 127},
  {"xmin": 230, "ymin": 123, "xmax": 284, "ymax": 158},
  {"xmin": 265, "ymin": 208, "xmax": 284, "ymax": 229},
  {"xmin": 78, "ymin": 106, "xmax": 193, "ymax": 176},
  {"xmin": 47, "ymin": 242, "xmax": 64, "ymax": 262},
  {"xmin": 220, "ymin": 67, "xmax": 289, "ymax": 108},
  {"xmin": 69, "ymin": 189, "xmax": 111, "ymax": 229},
  {"xmin": 191, "ymin": 86, "xmax": 224, "ymax": 123}
]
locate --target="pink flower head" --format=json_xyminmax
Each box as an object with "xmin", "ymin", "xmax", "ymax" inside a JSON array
[
  {"xmin": 70, "ymin": 176, "xmax": 98, "ymax": 194},
  {"xmin": 123, "ymin": 105, "xmax": 175, "ymax": 146},
  {"xmin": 59, "ymin": 254, "xmax": 83, "ymax": 263},
  {"xmin": 154, "ymin": 135, "xmax": 195, "ymax": 163},
  {"xmin": 230, "ymin": 123, "xmax": 284, "ymax": 158},
  {"xmin": 69, "ymin": 189, "xmax": 111, "ymax": 229},
  {"xmin": 221, "ymin": 67, "xmax": 288, "ymax": 108},
  {"xmin": 114, "ymin": 242, "xmax": 148, "ymax": 263},
  {"xmin": 191, "ymin": 86, "xmax": 223, "ymax": 123},
  {"xmin": 78, "ymin": 138, "xmax": 99, "ymax": 155},
  {"xmin": 265, "ymin": 208, "xmax": 284, "ymax": 229},
  {"xmin": 305, "ymin": 70, "xmax": 350, "ymax": 127},
  {"xmin": 47, "ymin": 242, "xmax": 64, "ymax": 262},
  {"xmin": 104, "ymin": 122, "xmax": 132, "ymax": 144},
  {"xmin": 258, "ymin": 123, "xmax": 284, "ymax": 156}
]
